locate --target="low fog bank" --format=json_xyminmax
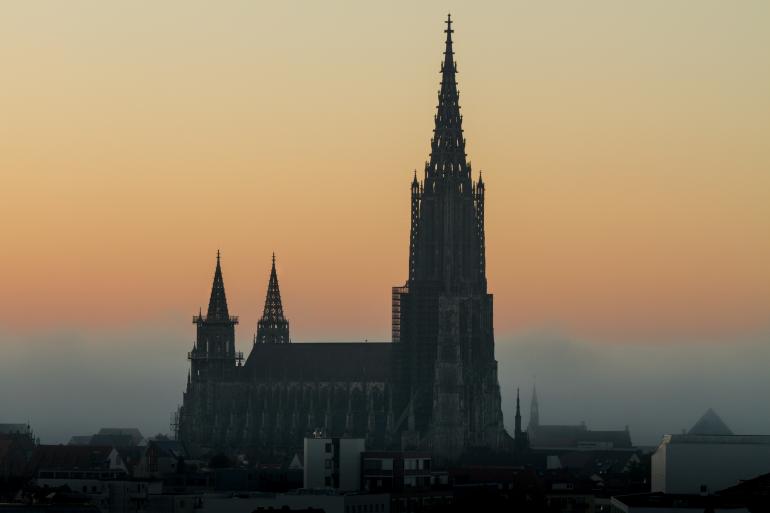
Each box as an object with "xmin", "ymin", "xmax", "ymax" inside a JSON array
[
  {"xmin": 497, "ymin": 331, "xmax": 770, "ymax": 446},
  {"xmin": 1, "ymin": 324, "xmax": 768, "ymax": 446},
  {"xmin": 0, "ymin": 323, "xmax": 190, "ymax": 444}
]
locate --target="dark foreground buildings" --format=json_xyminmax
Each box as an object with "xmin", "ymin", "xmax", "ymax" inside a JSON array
[{"xmin": 177, "ymin": 15, "xmax": 510, "ymax": 464}]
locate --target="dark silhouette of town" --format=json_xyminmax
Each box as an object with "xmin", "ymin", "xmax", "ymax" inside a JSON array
[{"xmin": 1, "ymin": 14, "xmax": 768, "ymax": 513}]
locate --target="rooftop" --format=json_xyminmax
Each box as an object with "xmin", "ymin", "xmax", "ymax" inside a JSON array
[
  {"xmin": 661, "ymin": 434, "xmax": 770, "ymax": 445},
  {"xmin": 244, "ymin": 342, "xmax": 391, "ymax": 382}
]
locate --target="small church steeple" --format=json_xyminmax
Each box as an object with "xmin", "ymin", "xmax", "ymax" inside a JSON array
[
  {"xmin": 255, "ymin": 253, "xmax": 290, "ymax": 344},
  {"xmin": 514, "ymin": 387, "xmax": 529, "ymax": 453},
  {"xmin": 529, "ymin": 384, "xmax": 540, "ymax": 431}
]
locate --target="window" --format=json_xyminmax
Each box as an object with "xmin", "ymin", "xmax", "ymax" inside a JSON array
[
  {"xmin": 325, "ymin": 458, "xmax": 332, "ymax": 469},
  {"xmin": 325, "ymin": 476, "xmax": 332, "ymax": 487},
  {"xmin": 325, "ymin": 443, "xmax": 332, "ymax": 453}
]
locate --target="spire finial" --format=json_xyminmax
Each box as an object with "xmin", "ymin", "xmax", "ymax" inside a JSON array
[
  {"xmin": 272, "ymin": 252, "xmax": 276, "ymax": 267},
  {"xmin": 217, "ymin": 249, "xmax": 221, "ymax": 262}
]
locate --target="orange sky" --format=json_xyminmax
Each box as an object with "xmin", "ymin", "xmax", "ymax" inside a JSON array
[{"xmin": 1, "ymin": 1, "xmax": 769, "ymax": 343}]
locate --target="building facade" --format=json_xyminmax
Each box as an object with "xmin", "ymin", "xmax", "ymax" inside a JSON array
[
  {"xmin": 651, "ymin": 410, "xmax": 770, "ymax": 494},
  {"xmin": 177, "ymin": 16, "xmax": 508, "ymax": 464},
  {"xmin": 303, "ymin": 436, "xmax": 365, "ymax": 491}
]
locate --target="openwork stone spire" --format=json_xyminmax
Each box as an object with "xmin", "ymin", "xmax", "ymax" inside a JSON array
[
  {"xmin": 407, "ymin": 14, "xmax": 486, "ymax": 293},
  {"xmin": 255, "ymin": 253, "xmax": 290, "ymax": 344},
  {"xmin": 206, "ymin": 250, "xmax": 231, "ymax": 322},
  {"xmin": 427, "ymin": 13, "xmax": 468, "ymax": 180}
]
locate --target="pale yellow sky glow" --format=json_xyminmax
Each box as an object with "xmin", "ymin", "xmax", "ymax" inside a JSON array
[{"xmin": 1, "ymin": 1, "xmax": 769, "ymax": 343}]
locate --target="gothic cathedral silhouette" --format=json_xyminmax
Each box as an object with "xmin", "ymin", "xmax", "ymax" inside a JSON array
[{"xmin": 177, "ymin": 15, "xmax": 508, "ymax": 464}]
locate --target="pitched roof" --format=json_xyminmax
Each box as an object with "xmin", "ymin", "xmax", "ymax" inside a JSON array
[
  {"xmin": 28, "ymin": 445, "xmax": 114, "ymax": 471},
  {"xmin": 530, "ymin": 425, "xmax": 632, "ymax": 448},
  {"xmin": 148, "ymin": 440, "xmax": 188, "ymax": 459},
  {"xmin": 90, "ymin": 433, "xmax": 135, "ymax": 448},
  {"xmin": 96, "ymin": 428, "xmax": 143, "ymax": 444},
  {"xmin": 0, "ymin": 424, "xmax": 29, "ymax": 435},
  {"xmin": 68, "ymin": 436, "xmax": 93, "ymax": 446},
  {"xmin": 689, "ymin": 408, "xmax": 733, "ymax": 435},
  {"xmin": 558, "ymin": 450, "xmax": 639, "ymax": 476},
  {"xmin": 244, "ymin": 342, "xmax": 392, "ymax": 382}
]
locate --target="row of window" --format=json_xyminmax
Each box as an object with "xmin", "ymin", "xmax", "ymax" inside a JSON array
[
  {"xmin": 345, "ymin": 503, "xmax": 386, "ymax": 513},
  {"xmin": 404, "ymin": 458, "xmax": 430, "ymax": 470},
  {"xmin": 38, "ymin": 471, "xmax": 126, "ymax": 479},
  {"xmin": 363, "ymin": 457, "xmax": 431, "ymax": 471}
]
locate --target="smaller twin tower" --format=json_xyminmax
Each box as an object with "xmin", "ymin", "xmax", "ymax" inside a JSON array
[{"xmin": 178, "ymin": 15, "xmax": 511, "ymax": 464}]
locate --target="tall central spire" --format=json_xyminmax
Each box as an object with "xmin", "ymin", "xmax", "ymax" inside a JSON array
[
  {"xmin": 407, "ymin": 14, "xmax": 486, "ymax": 292},
  {"xmin": 427, "ymin": 13, "xmax": 468, "ymax": 181},
  {"xmin": 255, "ymin": 253, "xmax": 290, "ymax": 344},
  {"xmin": 393, "ymin": 16, "xmax": 504, "ymax": 464},
  {"xmin": 206, "ymin": 250, "xmax": 230, "ymax": 322}
]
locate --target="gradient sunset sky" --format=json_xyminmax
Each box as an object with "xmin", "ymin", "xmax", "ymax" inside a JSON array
[{"xmin": 2, "ymin": 1, "xmax": 769, "ymax": 345}]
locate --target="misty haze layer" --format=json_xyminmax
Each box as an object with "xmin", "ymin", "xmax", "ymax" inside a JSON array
[{"xmin": 1, "ymin": 322, "xmax": 768, "ymax": 446}]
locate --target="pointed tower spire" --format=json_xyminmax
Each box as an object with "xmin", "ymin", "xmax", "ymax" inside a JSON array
[
  {"xmin": 426, "ymin": 13, "xmax": 467, "ymax": 181},
  {"xmin": 255, "ymin": 253, "xmax": 290, "ymax": 344},
  {"xmin": 189, "ymin": 251, "xmax": 239, "ymax": 385},
  {"xmin": 514, "ymin": 387, "xmax": 529, "ymax": 452},
  {"xmin": 529, "ymin": 384, "xmax": 540, "ymax": 431},
  {"xmin": 405, "ymin": 14, "xmax": 484, "ymax": 291},
  {"xmin": 515, "ymin": 388, "xmax": 522, "ymax": 438},
  {"xmin": 206, "ymin": 250, "xmax": 230, "ymax": 322}
]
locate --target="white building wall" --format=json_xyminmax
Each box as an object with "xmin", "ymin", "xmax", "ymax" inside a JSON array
[
  {"xmin": 303, "ymin": 436, "xmax": 366, "ymax": 491},
  {"xmin": 303, "ymin": 437, "xmax": 331, "ymax": 489},
  {"xmin": 339, "ymin": 438, "xmax": 365, "ymax": 491},
  {"xmin": 652, "ymin": 435, "xmax": 770, "ymax": 494},
  {"xmin": 610, "ymin": 496, "xmax": 750, "ymax": 513},
  {"xmin": 650, "ymin": 442, "xmax": 666, "ymax": 492}
]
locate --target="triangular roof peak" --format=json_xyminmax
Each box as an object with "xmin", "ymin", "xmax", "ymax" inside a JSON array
[
  {"xmin": 206, "ymin": 250, "xmax": 230, "ymax": 322},
  {"xmin": 689, "ymin": 408, "xmax": 733, "ymax": 435}
]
